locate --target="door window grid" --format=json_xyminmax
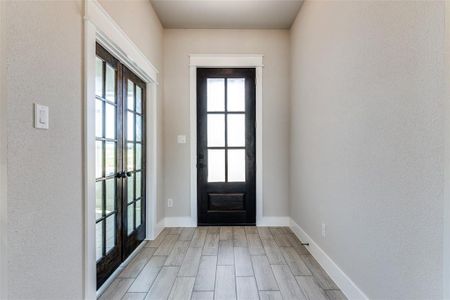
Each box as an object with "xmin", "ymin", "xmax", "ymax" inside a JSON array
[
  {"xmin": 126, "ymin": 81, "xmax": 144, "ymax": 236},
  {"xmin": 95, "ymin": 57, "xmax": 118, "ymax": 261},
  {"xmin": 207, "ymin": 78, "xmax": 246, "ymax": 183}
]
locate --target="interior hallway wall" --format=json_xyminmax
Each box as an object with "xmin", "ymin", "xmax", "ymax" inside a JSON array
[
  {"xmin": 2, "ymin": 0, "xmax": 163, "ymax": 298},
  {"xmin": 289, "ymin": 1, "xmax": 445, "ymax": 299},
  {"xmin": 163, "ymin": 29, "xmax": 290, "ymax": 220}
]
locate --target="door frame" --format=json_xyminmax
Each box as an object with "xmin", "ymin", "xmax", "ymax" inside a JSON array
[
  {"xmin": 84, "ymin": 1, "xmax": 159, "ymax": 298},
  {"xmin": 189, "ymin": 54, "xmax": 264, "ymax": 227}
]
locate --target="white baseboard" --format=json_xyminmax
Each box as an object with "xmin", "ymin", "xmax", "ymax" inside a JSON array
[
  {"xmin": 257, "ymin": 216, "xmax": 291, "ymax": 227},
  {"xmin": 289, "ymin": 219, "xmax": 368, "ymax": 300},
  {"xmin": 163, "ymin": 217, "xmax": 196, "ymax": 227}
]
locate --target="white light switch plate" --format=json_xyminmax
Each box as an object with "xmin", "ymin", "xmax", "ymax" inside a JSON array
[
  {"xmin": 177, "ymin": 135, "xmax": 187, "ymax": 144},
  {"xmin": 34, "ymin": 103, "xmax": 49, "ymax": 130}
]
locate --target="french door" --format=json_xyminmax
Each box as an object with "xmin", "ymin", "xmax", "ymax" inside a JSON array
[
  {"xmin": 95, "ymin": 43, "xmax": 146, "ymax": 288},
  {"xmin": 197, "ymin": 68, "xmax": 256, "ymax": 226}
]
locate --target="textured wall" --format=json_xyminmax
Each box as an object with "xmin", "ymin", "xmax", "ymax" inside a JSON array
[
  {"xmin": 3, "ymin": 0, "xmax": 164, "ymax": 298},
  {"xmin": 289, "ymin": 1, "xmax": 445, "ymax": 299},
  {"xmin": 163, "ymin": 29, "xmax": 291, "ymax": 219},
  {"xmin": 4, "ymin": 1, "xmax": 84, "ymax": 298}
]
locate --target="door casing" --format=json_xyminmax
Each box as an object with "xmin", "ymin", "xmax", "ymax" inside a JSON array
[{"xmin": 189, "ymin": 55, "xmax": 264, "ymax": 227}]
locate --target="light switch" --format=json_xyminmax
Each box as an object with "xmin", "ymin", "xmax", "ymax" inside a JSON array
[
  {"xmin": 177, "ymin": 135, "xmax": 187, "ymax": 144},
  {"xmin": 34, "ymin": 103, "xmax": 49, "ymax": 129}
]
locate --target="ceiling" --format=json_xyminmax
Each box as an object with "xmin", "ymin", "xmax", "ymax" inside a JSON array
[{"xmin": 150, "ymin": 0, "xmax": 304, "ymax": 29}]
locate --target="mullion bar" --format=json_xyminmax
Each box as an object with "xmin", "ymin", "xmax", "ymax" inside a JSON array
[
  {"xmin": 95, "ymin": 96, "xmax": 117, "ymax": 107},
  {"xmin": 101, "ymin": 60, "xmax": 107, "ymax": 257},
  {"xmin": 224, "ymin": 78, "xmax": 228, "ymax": 182}
]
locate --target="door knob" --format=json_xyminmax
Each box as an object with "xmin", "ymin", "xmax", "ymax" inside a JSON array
[{"xmin": 126, "ymin": 171, "xmax": 132, "ymax": 177}]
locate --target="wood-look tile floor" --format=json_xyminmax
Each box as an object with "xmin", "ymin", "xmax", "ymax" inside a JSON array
[{"xmin": 100, "ymin": 227, "xmax": 347, "ymax": 300}]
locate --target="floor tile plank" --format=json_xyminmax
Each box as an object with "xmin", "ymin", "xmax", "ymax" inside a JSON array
[
  {"xmin": 325, "ymin": 289, "xmax": 348, "ymax": 300},
  {"xmin": 219, "ymin": 227, "xmax": 232, "ymax": 240},
  {"xmin": 245, "ymin": 226, "xmax": 258, "ymax": 234},
  {"xmin": 165, "ymin": 241, "xmax": 190, "ymax": 266},
  {"xmin": 146, "ymin": 229, "xmax": 168, "ymax": 248},
  {"xmin": 257, "ymin": 227, "xmax": 273, "ymax": 240},
  {"xmin": 215, "ymin": 265, "xmax": 236, "ymax": 300},
  {"xmin": 179, "ymin": 228, "xmax": 196, "ymax": 241},
  {"xmin": 145, "ymin": 266, "xmax": 179, "ymax": 300},
  {"xmin": 286, "ymin": 233, "xmax": 309, "ymax": 255},
  {"xmin": 269, "ymin": 228, "xmax": 291, "ymax": 247},
  {"xmin": 295, "ymin": 276, "xmax": 328, "ymax": 300},
  {"xmin": 217, "ymin": 240, "xmax": 234, "ymax": 265},
  {"xmin": 120, "ymin": 247, "xmax": 156, "ymax": 278},
  {"xmin": 191, "ymin": 291, "xmax": 214, "ymax": 300},
  {"xmin": 207, "ymin": 226, "xmax": 220, "ymax": 234},
  {"xmin": 259, "ymin": 291, "xmax": 283, "ymax": 300},
  {"xmin": 262, "ymin": 239, "xmax": 285, "ymax": 265},
  {"xmin": 302, "ymin": 255, "xmax": 339, "ymax": 290},
  {"xmin": 178, "ymin": 247, "xmax": 202, "ymax": 276},
  {"xmin": 234, "ymin": 247, "xmax": 253, "ymax": 276},
  {"xmin": 271, "ymin": 264, "xmax": 306, "ymax": 300},
  {"xmin": 168, "ymin": 277, "xmax": 195, "ymax": 300},
  {"xmin": 128, "ymin": 256, "xmax": 167, "ymax": 293},
  {"xmin": 190, "ymin": 228, "xmax": 208, "ymax": 248},
  {"xmin": 233, "ymin": 226, "xmax": 248, "ymax": 247},
  {"xmin": 236, "ymin": 276, "xmax": 259, "ymax": 300},
  {"xmin": 247, "ymin": 233, "xmax": 265, "ymax": 256},
  {"xmin": 251, "ymin": 255, "xmax": 279, "ymax": 291},
  {"xmin": 99, "ymin": 278, "xmax": 134, "ymax": 300},
  {"xmin": 194, "ymin": 256, "xmax": 217, "ymax": 291},
  {"xmin": 154, "ymin": 234, "xmax": 179, "ymax": 255},
  {"xmin": 202, "ymin": 233, "xmax": 219, "ymax": 255},
  {"xmin": 122, "ymin": 293, "xmax": 147, "ymax": 300},
  {"xmin": 168, "ymin": 227, "xmax": 183, "ymax": 235},
  {"xmin": 281, "ymin": 247, "xmax": 311, "ymax": 276}
]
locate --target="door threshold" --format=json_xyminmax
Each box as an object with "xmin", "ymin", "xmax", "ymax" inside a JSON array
[{"xmin": 96, "ymin": 241, "xmax": 146, "ymax": 299}]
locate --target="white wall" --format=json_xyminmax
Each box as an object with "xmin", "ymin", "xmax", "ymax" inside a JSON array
[
  {"xmin": 163, "ymin": 29, "xmax": 290, "ymax": 220},
  {"xmin": 2, "ymin": 0, "xmax": 164, "ymax": 298},
  {"xmin": 290, "ymin": 1, "xmax": 445, "ymax": 299}
]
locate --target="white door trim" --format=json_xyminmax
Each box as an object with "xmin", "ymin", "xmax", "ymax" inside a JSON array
[
  {"xmin": 0, "ymin": 1, "xmax": 7, "ymax": 297},
  {"xmin": 189, "ymin": 54, "xmax": 264, "ymax": 226},
  {"xmin": 84, "ymin": 1, "xmax": 159, "ymax": 298}
]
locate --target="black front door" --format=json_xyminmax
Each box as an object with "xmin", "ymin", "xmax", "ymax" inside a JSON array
[
  {"xmin": 95, "ymin": 43, "xmax": 147, "ymax": 288},
  {"xmin": 197, "ymin": 68, "xmax": 256, "ymax": 226}
]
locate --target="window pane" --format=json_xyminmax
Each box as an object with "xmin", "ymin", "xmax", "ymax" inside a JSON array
[
  {"xmin": 227, "ymin": 78, "xmax": 245, "ymax": 111},
  {"xmin": 136, "ymin": 171, "xmax": 142, "ymax": 198},
  {"xmin": 95, "ymin": 99, "xmax": 103, "ymax": 138},
  {"xmin": 228, "ymin": 149, "xmax": 246, "ymax": 182},
  {"xmin": 127, "ymin": 112, "xmax": 134, "ymax": 141},
  {"xmin": 136, "ymin": 86, "xmax": 142, "ymax": 114},
  {"xmin": 207, "ymin": 78, "xmax": 225, "ymax": 112},
  {"xmin": 95, "ymin": 58, "xmax": 103, "ymax": 97},
  {"xmin": 106, "ymin": 215, "xmax": 115, "ymax": 253},
  {"xmin": 105, "ymin": 179, "xmax": 115, "ymax": 214},
  {"xmin": 96, "ymin": 141, "xmax": 103, "ymax": 178},
  {"xmin": 208, "ymin": 149, "xmax": 225, "ymax": 182},
  {"xmin": 105, "ymin": 64, "xmax": 115, "ymax": 102},
  {"xmin": 96, "ymin": 221, "xmax": 103, "ymax": 260},
  {"xmin": 207, "ymin": 114, "xmax": 225, "ymax": 147},
  {"xmin": 227, "ymin": 114, "xmax": 245, "ymax": 147},
  {"xmin": 128, "ymin": 204, "xmax": 134, "ymax": 235},
  {"xmin": 127, "ymin": 173, "xmax": 134, "ymax": 203},
  {"xmin": 127, "ymin": 143, "xmax": 134, "ymax": 171},
  {"xmin": 136, "ymin": 115, "xmax": 142, "ymax": 142},
  {"xmin": 96, "ymin": 181, "xmax": 103, "ymax": 220},
  {"xmin": 136, "ymin": 143, "xmax": 142, "ymax": 170},
  {"xmin": 127, "ymin": 80, "xmax": 134, "ymax": 111},
  {"xmin": 136, "ymin": 200, "xmax": 142, "ymax": 227},
  {"xmin": 105, "ymin": 142, "xmax": 116, "ymax": 176},
  {"xmin": 105, "ymin": 103, "xmax": 116, "ymax": 139}
]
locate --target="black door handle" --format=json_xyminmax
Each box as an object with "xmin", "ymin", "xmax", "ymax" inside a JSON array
[
  {"xmin": 126, "ymin": 171, "xmax": 132, "ymax": 177},
  {"xmin": 116, "ymin": 171, "xmax": 125, "ymax": 178}
]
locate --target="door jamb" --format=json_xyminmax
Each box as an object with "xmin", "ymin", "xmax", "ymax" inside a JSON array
[
  {"xmin": 84, "ymin": 1, "xmax": 159, "ymax": 298},
  {"xmin": 189, "ymin": 55, "xmax": 264, "ymax": 227}
]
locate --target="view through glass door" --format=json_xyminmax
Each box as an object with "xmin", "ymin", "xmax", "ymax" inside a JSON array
[
  {"xmin": 95, "ymin": 43, "xmax": 146, "ymax": 288},
  {"xmin": 197, "ymin": 68, "xmax": 256, "ymax": 225}
]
